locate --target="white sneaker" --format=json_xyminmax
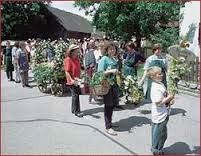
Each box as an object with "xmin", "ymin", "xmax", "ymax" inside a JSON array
[
  {"xmin": 106, "ymin": 128, "xmax": 117, "ymax": 136},
  {"xmin": 91, "ymin": 99, "xmax": 96, "ymax": 103}
]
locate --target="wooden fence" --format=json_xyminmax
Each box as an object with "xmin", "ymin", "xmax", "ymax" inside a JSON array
[{"xmin": 182, "ymin": 57, "xmax": 200, "ymax": 84}]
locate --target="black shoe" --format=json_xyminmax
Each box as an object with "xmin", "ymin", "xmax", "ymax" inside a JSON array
[
  {"xmin": 152, "ymin": 151, "xmax": 164, "ymax": 155},
  {"xmin": 25, "ymin": 85, "xmax": 32, "ymax": 88},
  {"xmin": 15, "ymin": 81, "xmax": 21, "ymax": 83},
  {"xmin": 114, "ymin": 105, "xmax": 124, "ymax": 110},
  {"xmin": 75, "ymin": 112, "xmax": 84, "ymax": 118}
]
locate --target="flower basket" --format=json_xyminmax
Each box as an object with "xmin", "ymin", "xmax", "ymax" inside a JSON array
[{"xmin": 92, "ymin": 79, "xmax": 110, "ymax": 96}]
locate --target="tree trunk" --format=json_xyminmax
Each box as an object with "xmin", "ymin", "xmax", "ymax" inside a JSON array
[{"xmin": 136, "ymin": 34, "xmax": 141, "ymax": 49}]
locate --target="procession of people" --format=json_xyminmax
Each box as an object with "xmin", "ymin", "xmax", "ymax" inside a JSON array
[{"xmin": 2, "ymin": 37, "xmax": 176, "ymax": 155}]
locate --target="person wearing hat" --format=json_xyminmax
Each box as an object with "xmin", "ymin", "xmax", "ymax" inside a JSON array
[
  {"xmin": 139, "ymin": 43, "xmax": 168, "ymax": 101},
  {"xmin": 64, "ymin": 44, "xmax": 84, "ymax": 118}
]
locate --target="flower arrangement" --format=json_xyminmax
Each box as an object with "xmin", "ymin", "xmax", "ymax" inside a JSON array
[
  {"xmin": 167, "ymin": 56, "xmax": 191, "ymax": 95},
  {"xmin": 34, "ymin": 40, "xmax": 53, "ymax": 64},
  {"xmin": 123, "ymin": 75, "xmax": 144, "ymax": 104},
  {"xmin": 51, "ymin": 40, "xmax": 69, "ymax": 83},
  {"xmin": 32, "ymin": 62, "xmax": 53, "ymax": 92}
]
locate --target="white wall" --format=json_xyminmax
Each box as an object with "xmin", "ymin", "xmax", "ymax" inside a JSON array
[{"xmin": 180, "ymin": 1, "xmax": 200, "ymax": 58}]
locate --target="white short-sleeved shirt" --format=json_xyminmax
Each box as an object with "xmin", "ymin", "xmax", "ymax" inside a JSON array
[
  {"xmin": 150, "ymin": 81, "xmax": 168, "ymax": 123},
  {"xmin": 11, "ymin": 46, "xmax": 17, "ymax": 62}
]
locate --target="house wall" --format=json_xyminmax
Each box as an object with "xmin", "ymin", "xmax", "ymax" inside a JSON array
[
  {"xmin": 180, "ymin": 1, "xmax": 200, "ymax": 58},
  {"xmin": 66, "ymin": 31, "xmax": 91, "ymax": 40}
]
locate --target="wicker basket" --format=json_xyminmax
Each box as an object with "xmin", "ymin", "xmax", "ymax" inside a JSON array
[{"xmin": 92, "ymin": 79, "xmax": 110, "ymax": 96}]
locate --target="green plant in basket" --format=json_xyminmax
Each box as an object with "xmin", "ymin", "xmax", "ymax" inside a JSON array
[
  {"xmin": 90, "ymin": 71, "xmax": 107, "ymax": 87},
  {"xmin": 90, "ymin": 71, "xmax": 111, "ymax": 96}
]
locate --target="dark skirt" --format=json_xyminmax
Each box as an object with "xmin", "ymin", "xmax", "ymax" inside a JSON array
[{"xmin": 5, "ymin": 56, "xmax": 14, "ymax": 72}]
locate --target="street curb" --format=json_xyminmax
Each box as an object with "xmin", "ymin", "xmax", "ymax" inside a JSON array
[{"xmin": 178, "ymin": 86, "xmax": 200, "ymax": 97}]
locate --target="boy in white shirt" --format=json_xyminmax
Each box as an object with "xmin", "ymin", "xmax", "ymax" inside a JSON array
[{"xmin": 148, "ymin": 66, "xmax": 174, "ymax": 154}]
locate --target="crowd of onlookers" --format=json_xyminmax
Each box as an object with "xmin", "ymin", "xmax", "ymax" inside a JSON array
[
  {"xmin": 63, "ymin": 39, "xmax": 173, "ymax": 155},
  {"xmin": 1, "ymin": 38, "xmax": 145, "ymax": 89},
  {"xmin": 2, "ymin": 37, "xmax": 173, "ymax": 154}
]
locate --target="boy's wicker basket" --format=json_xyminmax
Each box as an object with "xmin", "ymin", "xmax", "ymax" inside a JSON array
[{"xmin": 92, "ymin": 79, "xmax": 110, "ymax": 96}]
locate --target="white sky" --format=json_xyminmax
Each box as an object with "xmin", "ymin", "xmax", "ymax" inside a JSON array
[
  {"xmin": 180, "ymin": 1, "xmax": 200, "ymax": 57},
  {"xmin": 50, "ymin": 1, "xmax": 93, "ymax": 21},
  {"xmin": 180, "ymin": 1, "xmax": 200, "ymax": 36}
]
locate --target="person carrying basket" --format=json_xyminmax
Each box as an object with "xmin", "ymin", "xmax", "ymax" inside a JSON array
[{"xmin": 97, "ymin": 42, "xmax": 121, "ymax": 136}]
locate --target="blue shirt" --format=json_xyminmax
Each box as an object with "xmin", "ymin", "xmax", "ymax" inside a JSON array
[{"xmin": 98, "ymin": 56, "xmax": 118, "ymax": 82}]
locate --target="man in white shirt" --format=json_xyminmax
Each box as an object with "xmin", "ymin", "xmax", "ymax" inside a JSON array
[{"xmin": 12, "ymin": 41, "xmax": 20, "ymax": 83}]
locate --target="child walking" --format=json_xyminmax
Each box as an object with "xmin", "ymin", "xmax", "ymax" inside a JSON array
[{"xmin": 147, "ymin": 66, "xmax": 174, "ymax": 155}]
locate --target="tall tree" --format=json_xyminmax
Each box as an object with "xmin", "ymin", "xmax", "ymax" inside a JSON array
[
  {"xmin": 1, "ymin": 1, "xmax": 49, "ymax": 40},
  {"xmin": 74, "ymin": 1, "xmax": 186, "ymax": 48}
]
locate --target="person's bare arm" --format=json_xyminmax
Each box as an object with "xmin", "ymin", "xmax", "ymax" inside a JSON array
[
  {"xmin": 155, "ymin": 95, "xmax": 174, "ymax": 107},
  {"xmin": 104, "ymin": 69, "xmax": 120, "ymax": 76},
  {"xmin": 139, "ymin": 70, "xmax": 148, "ymax": 86},
  {"xmin": 65, "ymin": 71, "xmax": 77, "ymax": 85}
]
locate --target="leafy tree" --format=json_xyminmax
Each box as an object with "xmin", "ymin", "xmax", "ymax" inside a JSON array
[
  {"xmin": 184, "ymin": 23, "xmax": 197, "ymax": 43},
  {"xmin": 1, "ymin": 1, "xmax": 49, "ymax": 40},
  {"xmin": 74, "ymin": 1, "xmax": 186, "ymax": 48},
  {"xmin": 150, "ymin": 27, "xmax": 180, "ymax": 51}
]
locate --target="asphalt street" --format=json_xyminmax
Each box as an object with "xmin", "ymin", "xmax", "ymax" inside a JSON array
[{"xmin": 1, "ymin": 70, "xmax": 200, "ymax": 155}]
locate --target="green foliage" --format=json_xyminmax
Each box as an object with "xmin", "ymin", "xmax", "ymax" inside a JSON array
[
  {"xmin": 90, "ymin": 71, "xmax": 107, "ymax": 87},
  {"xmin": 34, "ymin": 40, "xmax": 53, "ymax": 63},
  {"xmin": 184, "ymin": 23, "xmax": 197, "ymax": 43},
  {"xmin": 52, "ymin": 40, "xmax": 69, "ymax": 82},
  {"xmin": 150, "ymin": 27, "xmax": 180, "ymax": 51},
  {"xmin": 74, "ymin": 1, "xmax": 185, "ymax": 47},
  {"xmin": 123, "ymin": 75, "xmax": 144, "ymax": 104},
  {"xmin": 167, "ymin": 57, "xmax": 191, "ymax": 95},
  {"xmin": 2, "ymin": 2, "xmax": 48, "ymax": 39},
  {"xmin": 32, "ymin": 62, "xmax": 53, "ymax": 85}
]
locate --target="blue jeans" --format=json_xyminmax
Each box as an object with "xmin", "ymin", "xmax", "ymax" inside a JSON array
[{"xmin": 151, "ymin": 116, "xmax": 169, "ymax": 154}]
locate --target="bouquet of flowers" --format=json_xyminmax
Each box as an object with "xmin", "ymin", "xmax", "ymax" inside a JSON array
[
  {"xmin": 34, "ymin": 40, "xmax": 53, "ymax": 64},
  {"xmin": 167, "ymin": 56, "xmax": 191, "ymax": 105},
  {"xmin": 123, "ymin": 75, "xmax": 144, "ymax": 105}
]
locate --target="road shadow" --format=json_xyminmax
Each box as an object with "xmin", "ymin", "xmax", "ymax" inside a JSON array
[
  {"xmin": 82, "ymin": 107, "xmax": 104, "ymax": 119},
  {"xmin": 121, "ymin": 98, "xmax": 152, "ymax": 111},
  {"xmin": 170, "ymin": 108, "xmax": 187, "ymax": 116},
  {"xmin": 114, "ymin": 116, "xmax": 151, "ymax": 132},
  {"xmin": 164, "ymin": 142, "xmax": 200, "ymax": 154},
  {"xmin": 138, "ymin": 109, "xmax": 151, "ymax": 115}
]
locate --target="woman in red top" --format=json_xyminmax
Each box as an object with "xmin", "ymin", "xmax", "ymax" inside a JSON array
[{"xmin": 64, "ymin": 44, "xmax": 84, "ymax": 117}]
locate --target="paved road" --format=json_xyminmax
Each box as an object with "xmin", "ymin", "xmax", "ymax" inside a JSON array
[{"xmin": 1, "ymin": 70, "xmax": 200, "ymax": 154}]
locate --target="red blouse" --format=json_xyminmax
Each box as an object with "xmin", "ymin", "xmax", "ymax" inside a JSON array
[{"xmin": 64, "ymin": 57, "xmax": 81, "ymax": 85}]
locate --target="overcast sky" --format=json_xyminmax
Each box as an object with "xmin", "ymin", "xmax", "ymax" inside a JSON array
[
  {"xmin": 50, "ymin": 1, "xmax": 93, "ymax": 21},
  {"xmin": 180, "ymin": 1, "xmax": 200, "ymax": 35},
  {"xmin": 180, "ymin": 1, "xmax": 200, "ymax": 57}
]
